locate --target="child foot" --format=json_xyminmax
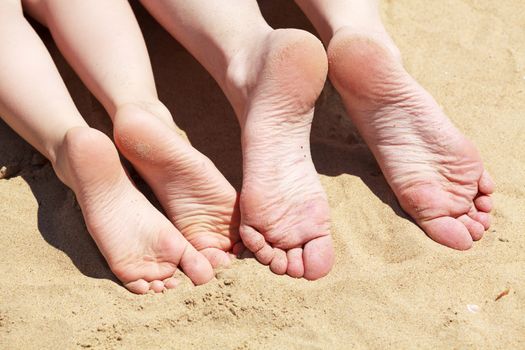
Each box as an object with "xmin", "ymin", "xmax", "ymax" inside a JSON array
[
  {"xmin": 113, "ymin": 104, "xmax": 241, "ymax": 268},
  {"xmin": 327, "ymin": 28, "xmax": 494, "ymax": 250},
  {"xmin": 54, "ymin": 127, "xmax": 214, "ymax": 294},
  {"xmin": 223, "ymin": 29, "xmax": 334, "ymax": 279}
]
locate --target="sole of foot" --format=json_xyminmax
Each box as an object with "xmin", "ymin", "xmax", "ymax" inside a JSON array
[
  {"xmin": 113, "ymin": 104, "xmax": 241, "ymax": 268},
  {"xmin": 327, "ymin": 27, "xmax": 494, "ymax": 250},
  {"xmin": 55, "ymin": 127, "xmax": 214, "ymax": 294},
  {"xmin": 225, "ymin": 29, "xmax": 334, "ymax": 279}
]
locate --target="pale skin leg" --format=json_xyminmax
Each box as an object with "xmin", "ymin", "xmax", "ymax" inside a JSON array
[
  {"xmin": 22, "ymin": 0, "xmax": 241, "ymax": 267},
  {"xmin": 0, "ymin": 0, "xmax": 86, "ymax": 163},
  {"xmin": 0, "ymin": 0, "xmax": 215, "ymax": 294},
  {"xmin": 140, "ymin": 0, "xmax": 335, "ymax": 279},
  {"xmin": 295, "ymin": 0, "xmax": 384, "ymax": 43},
  {"xmin": 295, "ymin": 0, "xmax": 494, "ymax": 249}
]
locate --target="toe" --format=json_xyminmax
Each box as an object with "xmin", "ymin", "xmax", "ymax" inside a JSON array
[
  {"xmin": 420, "ymin": 216, "xmax": 473, "ymax": 250},
  {"xmin": 239, "ymin": 225, "xmax": 266, "ymax": 252},
  {"xmin": 474, "ymin": 195, "xmax": 493, "ymax": 213},
  {"xmin": 469, "ymin": 211, "xmax": 491, "ymax": 231},
  {"xmin": 269, "ymin": 249, "xmax": 288, "ymax": 275},
  {"xmin": 179, "ymin": 245, "xmax": 215, "ymax": 285},
  {"xmin": 478, "ymin": 170, "xmax": 495, "ymax": 195},
  {"xmin": 303, "ymin": 235, "xmax": 334, "ymax": 280},
  {"xmin": 150, "ymin": 280, "xmax": 165, "ymax": 293},
  {"xmin": 232, "ymin": 241, "xmax": 246, "ymax": 256},
  {"xmin": 124, "ymin": 279, "xmax": 151, "ymax": 295},
  {"xmin": 163, "ymin": 277, "xmax": 179, "ymax": 290},
  {"xmin": 199, "ymin": 248, "xmax": 232, "ymax": 268},
  {"xmin": 286, "ymin": 248, "xmax": 304, "ymax": 278},
  {"xmin": 240, "ymin": 225, "xmax": 275, "ymax": 265},
  {"xmin": 254, "ymin": 245, "xmax": 275, "ymax": 265},
  {"xmin": 457, "ymin": 214, "xmax": 485, "ymax": 241}
]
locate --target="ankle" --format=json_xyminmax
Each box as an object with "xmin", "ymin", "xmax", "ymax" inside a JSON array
[
  {"xmin": 51, "ymin": 126, "xmax": 114, "ymax": 190},
  {"xmin": 223, "ymin": 28, "xmax": 327, "ymax": 119},
  {"xmin": 50, "ymin": 127, "xmax": 86, "ymax": 189},
  {"xmin": 222, "ymin": 27, "xmax": 273, "ymax": 114},
  {"xmin": 330, "ymin": 25, "xmax": 402, "ymax": 63}
]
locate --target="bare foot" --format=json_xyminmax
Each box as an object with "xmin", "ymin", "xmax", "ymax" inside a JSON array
[
  {"xmin": 113, "ymin": 104, "xmax": 241, "ymax": 268},
  {"xmin": 222, "ymin": 29, "xmax": 334, "ymax": 279},
  {"xmin": 327, "ymin": 28, "xmax": 494, "ymax": 250},
  {"xmin": 53, "ymin": 127, "xmax": 214, "ymax": 294}
]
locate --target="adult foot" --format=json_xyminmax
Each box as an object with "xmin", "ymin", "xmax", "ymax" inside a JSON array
[
  {"xmin": 222, "ymin": 29, "xmax": 334, "ymax": 279},
  {"xmin": 54, "ymin": 127, "xmax": 214, "ymax": 294},
  {"xmin": 113, "ymin": 104, "xmax": 241, "ymax": 268},
  {"xmin": 327, "ymin": 28, "xmax": 494, "ymax": 250}
]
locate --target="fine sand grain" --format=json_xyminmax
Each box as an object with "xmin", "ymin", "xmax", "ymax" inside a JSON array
[{"xmin": 1, "ymin": 1, "xmax": 524, "ymax": 349}]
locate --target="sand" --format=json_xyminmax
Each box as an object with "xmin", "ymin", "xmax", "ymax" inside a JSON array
[{"xmin": 1, "ymin": 1, "xmax": 524, "ymax": 349}]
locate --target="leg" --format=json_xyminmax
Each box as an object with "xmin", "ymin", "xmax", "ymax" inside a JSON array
[
  {"xmin": 0, "ymin": 0, "xmax": 213, "ymax": 293},
  {"xmin": 295, "ymin": 0, "xmax": 494, "ymax": 249},
  {"xmin": 22, "ymin": 0, "xmax": 241, "ymax": 266},
  {"xmin": 140, "ymin": 0, "xmax": 334, "ymax": 279}
]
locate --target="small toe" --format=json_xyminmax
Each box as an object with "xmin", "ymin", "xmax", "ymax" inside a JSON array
[
  {"xmin": 303, "ymin": 235, "xmax": 334, "ymax": 280},
  {"xmin": 254, "ymin": 244, "xmax": 275, "ymax": 265},
  {"xmin": 179, "ymin": 245, "xmax": 215, "ymax": 285},
  {"xmin": 474, "ymin": 195, "xmax": 493, "ymax": 213},
  {"xmin": 469, "ymin": 211, "xmax": 491, "ymax": 231},
  {"xmin": 269, "ymin": 249, "xmax": 288, "ymax": 275},
  {"xmin": 232, "ymin": 241, "xmax": 246, "ymax": 256},
  {"xmin": 286, "ymin": 248, "xmax": 304, "ymax": 278},
  {"xmin": 240, "ymin": 225, "xmax": 275, "ymax": 265},
  {"xmin": 150, "ymin": 280, "xmax": 165, "ymax": 293},
  {"xmin": 239, "ymin": 225, "xmax": 267, "ymax": 253},
  {"xmin": 163, "ymin": 277, "xmax": 179, "ymax": 289},
  {"xmin": 457, "ymin": 214, "xmax": 485, "ymax": 241},
  {"xmin": 478, "ymin": 170, "xmax": 495, "ymax": 195},
  {"xmin": 420, "ymin": 216, "xmax": 473, "ymax": 250},
  {"xmin": 125, "ymin": 279, "xmax": 150, "ymax": 294}
]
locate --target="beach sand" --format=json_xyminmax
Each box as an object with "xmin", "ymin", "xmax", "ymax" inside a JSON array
[{"xmin": 1, "ymin": 1, "xmax": 524, "ymax": 348}]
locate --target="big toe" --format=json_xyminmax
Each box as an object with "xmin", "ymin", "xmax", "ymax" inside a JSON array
[
  {"xmin": 124, "ymin": 279, "xmax": 151, "ymax": 294},
  {"xmin": 178, "ymin": 245, "xmax": 215, "ymax": 285},
  {"xmin": 420, "ymin": 216, "xmax": 473, "ymax": 250},
  {"xmin": 199, "ymin": 248, "xmax": 233, "ymax": 268},
  {"xmin": 303, "ymin": 235, "xmax": 334, "ymax": 280}
]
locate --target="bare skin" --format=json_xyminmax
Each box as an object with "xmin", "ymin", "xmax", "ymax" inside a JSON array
[
  {"xmin": 113, "ymin": 104, "xmax": 240, "ymax": 267},
  {"xmin": 295, "ymin": 0, "xmax": 494, "ymax": 249},
  {"xmin": 231, "ymin": 30, "xmax": 333, "ymax": 278},
  {"xmin": 141, "ymin": 0, "xmax": 334, "ymax": 279},
  {"xmin": 22, "ymin": 0, "xmax": 241, "ymax": 265},
  {"xmin": 0, "ymin": 0, "xmax": 240, "ymax": 293},
  {"xmin": 2, "ymin": 0, "xmax": 494, "ymax": 300},
  {"xmin": 56, "ymin": 127, "xmax": 214, "ymax": 294}
]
